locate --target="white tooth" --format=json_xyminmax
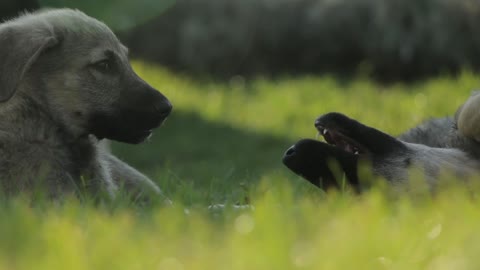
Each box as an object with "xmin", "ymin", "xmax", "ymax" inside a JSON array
[
  {"xmin": 323, "ymin": 129, "xmax": 328, "ymax": 135},
  {"xmin": 354, "ymin": 151, "xmax": 359, "ymax": 155}
]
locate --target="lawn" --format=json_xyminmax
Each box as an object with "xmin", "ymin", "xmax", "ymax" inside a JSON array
[{"xmin": 2, "ymin": 63, "xmax": 480, "ymax": 269}]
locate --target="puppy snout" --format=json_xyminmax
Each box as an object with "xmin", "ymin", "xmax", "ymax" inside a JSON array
[
  {"xmin": 284, "ymin": 146, "xmax": 296, "ymax": 157},
  {"xmin": 283, "ymin": 145, "xmax": 298, "ymax": 166},
  {"xmin": 155, "ymin": 99, "xmax": 173, "ymax": 118}
]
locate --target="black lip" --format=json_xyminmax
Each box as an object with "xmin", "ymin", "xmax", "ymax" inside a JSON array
[
  {"xmin": 318, "ymin": 127, "xmax": 368, "ymax": 155},
  {"xmin": 129, "ymin": 129, "xmax": 153, "ymax": 144},
  {"xmin": 89, "ymin": 110, "xmax": 167, "ymax": 144},
  {"xmin": 315, "ymin": 112, "xmax": 407, "ymax": 156}
]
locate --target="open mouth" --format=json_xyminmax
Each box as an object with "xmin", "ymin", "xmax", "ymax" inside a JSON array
[{"xmin": 316, "ymin": 125, "xmax": 368, "ymax": 155}]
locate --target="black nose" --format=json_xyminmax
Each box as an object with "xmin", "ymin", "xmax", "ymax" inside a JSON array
[
  {"xmin": 314, "ymin": 119, "xmax": 322, "ymax": 128},
  {"xmin": 284, "ymin": 146, "xmax": 296, "ymax": 157},
  {"xmin": 158, "ymin": 100, "xmax": 173, "ymax": 118}
]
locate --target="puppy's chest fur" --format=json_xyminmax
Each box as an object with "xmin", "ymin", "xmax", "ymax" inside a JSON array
[
  {"xmin": 0, "ymin": 133, "xmax": 113, "ymax": 197},
  {"xmin": 64, "ymin": 137, "xmax": 103, "ymax": 181}
]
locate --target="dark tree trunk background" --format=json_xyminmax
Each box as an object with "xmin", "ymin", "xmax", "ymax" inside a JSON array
[{"xmin": 0, "ymin": 0, "xmax": 39, "ymax": 21}]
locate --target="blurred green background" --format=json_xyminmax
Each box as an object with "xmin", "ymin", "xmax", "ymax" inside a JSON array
[{"xmin": 3, "ymin": 0, "xmax": 480, "ymax": 81}]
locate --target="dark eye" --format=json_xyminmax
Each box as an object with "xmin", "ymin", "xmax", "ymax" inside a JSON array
[{"xmin": 92, "ymin": 59, "xmax": 113, "ymax": 73}]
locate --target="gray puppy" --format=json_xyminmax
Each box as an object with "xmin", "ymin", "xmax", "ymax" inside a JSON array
[
  {"xmin": 283, "ymin": 92, "xmax": 480, "ymax": 191},
  {"xmin": 0, "ymin": 9, "xmax": 172, "ymax": 200}
]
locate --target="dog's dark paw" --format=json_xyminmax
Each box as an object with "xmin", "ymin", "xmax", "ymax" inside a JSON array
[{"xmin": 283, "ymin": 139, "xmax": 359, "ymax": 190}]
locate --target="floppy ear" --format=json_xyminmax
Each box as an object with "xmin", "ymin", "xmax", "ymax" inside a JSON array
[{"xmin": 0, "ymin": 24, "xmax": 58, "ymax": 102}]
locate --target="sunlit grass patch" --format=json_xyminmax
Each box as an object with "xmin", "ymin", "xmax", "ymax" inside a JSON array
[
  {"xmin": 1, "ymin": 181, "xmax": 480, "ymax": 269},
  {"xmin": 133, "ymin": 62, "xmax": 479, "ymax": 138}
]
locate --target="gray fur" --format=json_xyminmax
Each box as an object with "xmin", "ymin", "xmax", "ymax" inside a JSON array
[
  {"xmin": 376, "ymin": 95, "xmax": 480, "ymax": 185},
  {"xmin": 373, "ymin": 142, "xmax": 480, "ymax": 186},
  {"xmin": 0, "ymin": 9, "xmax": 171, "ymax": 201}
]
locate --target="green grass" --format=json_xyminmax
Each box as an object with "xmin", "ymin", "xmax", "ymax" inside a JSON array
[{"xmin": 4, "ymin": 63, "xmax": 480, "ymax": 269}]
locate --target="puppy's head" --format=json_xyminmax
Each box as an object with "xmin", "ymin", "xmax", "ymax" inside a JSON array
[
  {"xmin": 283, "ymin": 113, "xmax": 368, "ymax": 186},
  {"xmin": 0, "ymin": 9, "xmax": 172, "ymax": 144},
  {"xmin": 283, "ymin": 113, "xmax": 410, "ymax": 190}
]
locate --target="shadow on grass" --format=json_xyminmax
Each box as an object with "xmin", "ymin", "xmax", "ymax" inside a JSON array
[{"xmin": 111, "ymin": 111, "xmax": 311, "ymax": 204}]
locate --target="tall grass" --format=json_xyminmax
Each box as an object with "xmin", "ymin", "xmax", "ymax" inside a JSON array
[
  {"xmin": 3, "ymin": 62, "xmax": 480, "ymax": 269},
  {"xmin": 2, "ymin": 184, "xmax": 480, "ymax": 269}
]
